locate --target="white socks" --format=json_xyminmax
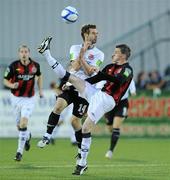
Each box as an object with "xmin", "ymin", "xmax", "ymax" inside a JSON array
[
  {"xmin": 17, "ymin": 130, "xmax": 27, "ymax": 154},
  {"xmin": 26, "ymin": 130, "xmax": 31, "ymax": 141},
  {"xmin": 43, "ymin": 50, "xmax": 66, "ymax": 79},
  {"xmin": 79, "ymin": 137, "xmax": 92, "ymax": 166},
  {"xmin": 44, "ymin": 132, "xmax": 52, "ymax": 140}
]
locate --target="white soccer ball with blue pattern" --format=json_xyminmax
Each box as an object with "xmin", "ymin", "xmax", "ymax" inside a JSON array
[{"xmin": 61, "ymin": 6, "xmax": 78, "ymax": 24}]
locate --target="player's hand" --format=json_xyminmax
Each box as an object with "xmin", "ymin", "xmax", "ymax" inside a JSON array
[
  {"xmin": 79, "ymin": 41, "xmax": 91, "ymax": 59},
  {"xmin": 90, "ymin": 67, "xmax": 99, "ymax": 73},
  {"xmin": 83, "ymin": 40, "xmax": 92, "ymax": 52},
  {"xmin": 62, "ymin": 84, "xmax": 70, "ymax": 91},
  {"xmin": 50, "ymin": 81, "xmax": 57, "ymax": 89},
  {"xmin": 12, "ymin": 82, "xmax": 19, "ymax": 89}
]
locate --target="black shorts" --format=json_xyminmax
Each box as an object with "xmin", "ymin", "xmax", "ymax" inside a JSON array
[
  {"xmin": 57, "ymin": 89, "xmax": 89, "ymax": 118},
  {"xmin": 104, "ymin": 99, "xmax": 129, "ymax": 125}
]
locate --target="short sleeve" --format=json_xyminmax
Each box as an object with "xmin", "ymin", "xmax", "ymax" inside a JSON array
[
  {"xmin": 4, "ymin": 64, "xmax": 14, "ymax": 80},
  {"xmin": 69, "ymin": 45, "xmax": 79, "ymax": 61},
  {"xmin": 95, "ymin": 52, "xmax": 104, "ymax": 67}
]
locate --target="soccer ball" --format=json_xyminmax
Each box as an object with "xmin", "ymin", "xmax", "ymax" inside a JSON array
[{"xmin": 61, "ymin": 6, "xmax": 78, "ymax": 24}]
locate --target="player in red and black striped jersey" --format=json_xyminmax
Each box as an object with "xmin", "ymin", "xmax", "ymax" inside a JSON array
[
  {"xmin": 4, "ymin": 58, "xmax": 41, "ymax": 97},
  {"xmin": 3, "ymin": 45, "xmax": 43, "ymax": 161},
  {"xmin": 86, "ymin": 61, "xmax": 133, "ymax": 104},
  {"xmin": 38, "ymin": 37, "xmax": 133, "ymax": 175}
]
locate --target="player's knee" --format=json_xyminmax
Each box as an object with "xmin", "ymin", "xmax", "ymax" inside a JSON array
[
  {"xmin": 82, "ymin": 118, "xmax": 94, "ymax": 133},
  {"xmin": 19, "ymin": 117, "xmax": 28, "ymax": 128},
  {"xmin": 71, "ymin": 117, "xmax": 81, "ymax": 130},
  {"xmin": 19, "ymin": 121, "xmax": 27, "ymax": 128},
  {"xmin": 72, "ymin": 123, "xmax": 81, "ymax": 131},
  {"xmin": 82, "ymin": 124, "xmax": 91, "ymax": 134},
  {"xmin": 113, "ymin": 117, "xmax": 124, "ymax": 129},
  {"xmin": 107, "ymin": 125, "xmax": 112, "ymax": 133},
  {"xmin": 113, "ymin": 124, "xmax": 120, "ymax": 129},
  {"xmin": 53, "ymin": 105, "xmax": 65, "ymax": 114}
]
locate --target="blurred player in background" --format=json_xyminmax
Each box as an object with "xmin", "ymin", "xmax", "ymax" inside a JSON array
[
  {"xmin": 105, "ymin": 79, "xmax": 136, "ymax": 159},
  {"xmin": 3, "ymin": 45, "xmax": 43, "ymax": 161},
  {"xmin": 37, "ymin": 24, "xmax": 104, "ymax": 165},
  {"xmin": 37, "ymin": 37, "xmax": 133, "ymax": 175}
]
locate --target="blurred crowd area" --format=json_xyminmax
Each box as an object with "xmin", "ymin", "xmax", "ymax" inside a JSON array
[
  {"xmin": 136, "ymin": 65, "xmax": 170, "ymax": 96},
  {"xmin": 2, "ymin": 64, "xmax": 170, "ymax": 98}
]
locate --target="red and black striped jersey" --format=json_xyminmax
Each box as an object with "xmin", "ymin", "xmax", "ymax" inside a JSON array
[
  {"xmin": 86, "ymin": 63, "xmax": 133, "ymax": 104},
  {"xmin": 4, "ymin": 59, "xmax": 41, "ymax": 97}
]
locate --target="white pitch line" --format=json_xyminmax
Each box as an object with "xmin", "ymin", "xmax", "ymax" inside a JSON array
[{"xmin": 0, "ymin": 163, "xmax": 170, "ymax": 169}]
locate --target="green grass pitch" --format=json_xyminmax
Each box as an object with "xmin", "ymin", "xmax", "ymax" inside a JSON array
[{"xmin": 0, "ymin": 138, "xmax": 170, "ymax": 180}]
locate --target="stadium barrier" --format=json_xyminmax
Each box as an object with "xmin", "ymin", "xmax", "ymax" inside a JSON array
[
  {"xmin": 94, "ymin": 93, "xmax": 170, "ymax": 137},
  {"xmin": 0, "ymin": 90, "xmax": 73, "ymax": 138},
  {"xmin": 0, "ymin": 90, "xmax": 170, "ymax": 137}
]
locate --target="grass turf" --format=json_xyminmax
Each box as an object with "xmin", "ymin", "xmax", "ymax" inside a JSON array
[{"xmin": 0, "ymin": 138, "xmax": 170, "ymax": 180}]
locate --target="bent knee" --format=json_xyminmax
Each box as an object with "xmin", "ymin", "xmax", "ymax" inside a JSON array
[
  {"xmin": 71, "ymin": 116, "xmax": 81, "ymax": 130},
  {"xmin": 82, "ymin": 124, "xmax": 91, "ymax": 133},
  {"xmin": 20, "ymin": 118, "xmax": 28, "ymax": 128},
  {"xmin": 53, "ymin": 106, "xmax": 65, "ymax": 114}
]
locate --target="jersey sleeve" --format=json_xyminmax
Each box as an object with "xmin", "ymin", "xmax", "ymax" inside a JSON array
[
  {"xmin": 101, "ymin": 65, "xmax": 133, "ymax": 85},
  {"xmin": 69, "ymin": 45, "xmax": 79, "ymax": 61},
  {"xmin": 86, "ymin": 71, "xmax": 107, "ymax": 84},
  {"xmin": 95, "ymin": 52, "xmax": 104, "ymax": 68},
  {"xmin": 101, "ymin": 64, "xmax": 113, "ymax": 73},
  {"xmin": 3, "ymin": 64, "xmax": 14, "ymax": 80}
]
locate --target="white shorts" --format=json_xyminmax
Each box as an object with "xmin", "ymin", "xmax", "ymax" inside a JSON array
[
  {"xmin": 11, "ymin": 94, "xmax": 35, "ymax": 125},
  {"xmin": 83, "ymin": 82, "xmax": 116, "ymax": 123}
]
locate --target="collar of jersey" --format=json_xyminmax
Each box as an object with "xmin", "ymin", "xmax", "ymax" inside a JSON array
[{"xmin": 82, "ymin": 44, "xmax": 95, "ymax": 50}]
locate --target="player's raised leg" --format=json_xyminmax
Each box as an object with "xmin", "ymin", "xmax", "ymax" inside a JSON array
[{"xmin": 38, "ymin": 36, "xmax": 86, "ymax": 96}]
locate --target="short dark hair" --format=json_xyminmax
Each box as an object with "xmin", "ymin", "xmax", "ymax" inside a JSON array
[
  {"xmin": 81, "ymin": 24, "xmax": 96, "ymax": 41},
  {"xmin": 116, "ymin": 44, "xmax": 131, "ymax": 59}
]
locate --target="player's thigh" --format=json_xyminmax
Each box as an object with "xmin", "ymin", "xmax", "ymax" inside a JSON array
[
  {"xmin": 10, "ymin": 95, "xmax": 22, "ymax": 124},
  {"xmin": 82, "ymin": 82, "xmax": 98, "ymax": 103},
  {"xmin": 87, "ymin": 91, "xmax": 115, "ymax": 124},
  {"xmin": 104, "ymin": 108, "xmax": 115, "ymax": 126},
  {"xmin": 113, "ymin": 116, "xmax": 124, "ymax": 129},
  {"xmin": 13, "ymin": 108, "xmax": 21, "ymax": 126},
  {"xmin": 21, "ymin": 97, "xmax": 35, "ymax": 120},
  {"xmin": 106, "ymin": 125, "xmax": 113, "ymax": 133},
  {"xmin": 69, "ymin": 75, "xmax": 86, "ymax": 95},
  {"xmin": 112, "ymin": 99, "xmax": 128, "ymax": 128},
  {"xmin": 53, "ymin": 97, "xmax": 68, "ymax": 113},
  {"xmin": 70, "ymin": 115, "xmax": 82, "ymax": 131},
  {"xmin": 72, "ymin": 97, "xmax": 88, "ymax": 118}
]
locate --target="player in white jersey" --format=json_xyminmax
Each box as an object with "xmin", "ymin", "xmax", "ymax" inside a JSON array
[
  {"xmin": 37, "ymin": 38, "xmax": 133, "ymax": 175},
  {"xmin": 105, "ymin": 79, "xmax": 136, "ymax": 159},
  {"xmin": 37, "ymin": 25, "xmax": 104, "ymax": 163},
  {"xmin": 70, "ymin": 44, "xmax": 104, "ymax": 80}
]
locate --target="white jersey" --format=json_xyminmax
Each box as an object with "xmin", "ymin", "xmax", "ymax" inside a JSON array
[
  {"xmin": 69, "ymin": 44, "xmax": 104, "ymax": 80},
  {"xmin": 121, "ymin": 79, "xmax": 136, "ymax": 100}
]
